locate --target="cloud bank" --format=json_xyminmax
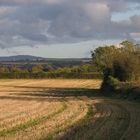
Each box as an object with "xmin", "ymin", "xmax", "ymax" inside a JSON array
[{"xmin": 0, "ymin": 0, "xmax": 140, "ymax": 49}]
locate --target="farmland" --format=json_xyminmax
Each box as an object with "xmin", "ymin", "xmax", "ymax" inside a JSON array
[{"xmin": 0, "ymin": 79, "xmax": 139, "ymax": 140}]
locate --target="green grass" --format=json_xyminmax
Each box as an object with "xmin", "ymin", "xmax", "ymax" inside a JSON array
[
  {"xmin": 0, "ymin": 102, "xmax": 67, "ymax": 137},
  {"xmin": 43, "ymin": 104, "xmax": 94, "ymax": 140}
]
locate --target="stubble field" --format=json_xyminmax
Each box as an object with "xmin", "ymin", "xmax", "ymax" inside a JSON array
[{"xmin": 0, "ymin": 79, "xmax": 139, "ymax": 140}]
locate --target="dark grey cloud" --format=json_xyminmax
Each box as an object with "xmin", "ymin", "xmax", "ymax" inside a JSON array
[{"xmin": 0, "ymin": 0, "xmax": 140, "ymax": 49}]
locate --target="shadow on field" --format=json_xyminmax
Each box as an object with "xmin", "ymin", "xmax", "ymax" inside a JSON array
[
  {"xmin": 0, "ymin": 85, "xmax": 101, "ymax": 102},
  {"xmin": 17, "ymin": 87, "xmax": 100, "ymax": 97}
]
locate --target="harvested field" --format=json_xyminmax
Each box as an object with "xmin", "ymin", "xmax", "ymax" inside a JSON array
[{"xmin": 0, "ymin": 79, "xmax": 139, "ymax": 140}]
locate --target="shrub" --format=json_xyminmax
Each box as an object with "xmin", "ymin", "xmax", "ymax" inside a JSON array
[
  {"xmin": 108, "ymin": 76, "xmax": 120, "ymax": 89},
  {"xmin": 101, "ymin": 76, "xmax": 120, "ymax": 92}
]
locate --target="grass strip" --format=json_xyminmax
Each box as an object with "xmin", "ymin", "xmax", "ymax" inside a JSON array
[
  {"xmin": 43, "ymin": 104, "xmax": 94, "ymax": 140},
  {"xmin": 0, "ymin": 102, "xmax": 67, "ymax": 137}
]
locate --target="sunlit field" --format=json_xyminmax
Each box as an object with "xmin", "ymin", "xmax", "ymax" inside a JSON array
[{"xmin": 0, "ymin": 79, "xmax": 139, "ymax": 140}]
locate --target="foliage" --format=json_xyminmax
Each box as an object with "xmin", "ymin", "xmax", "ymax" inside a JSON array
[
  {"xmin": 92, "ymin": 45, "xmax": 118, "ymax": 72},
  {"xmin": 0, "ymin": 64, "xmax": 102, "ymax": 79},
  {"xmin": 92, "ymin": 40, "xmax": 140, "ymax": 82},
  {"xmin": 92, "ymin": 40, "xmax": 140, "ymax": 92},
  {"xmin": 108, "ymin": 76, "xmax": 120, "ymax": 89},
  {"xmin": 46, "ymin": 64, "xmax": 102, "ymax": 79}
]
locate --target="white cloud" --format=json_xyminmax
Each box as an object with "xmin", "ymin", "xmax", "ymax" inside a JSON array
[{"xmin": 84, "ymin": 2, "xmax": 111, "ymax": 23}]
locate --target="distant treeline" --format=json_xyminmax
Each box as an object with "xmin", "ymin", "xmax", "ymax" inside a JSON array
[
  {"xmin": 46, "ymin": 65, "xmax": 102, "ymax": 79},
  {"xmin": 0, "ymin": 64, "xmax": 102, "ymax": 79}
]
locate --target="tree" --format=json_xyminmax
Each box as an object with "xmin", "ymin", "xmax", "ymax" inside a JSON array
[
  {"xmin": 0, "ymin": 67, "xmax": 9, "ymax": 73},
  {"xmin": 31, "ymin": 65, "xmax": 44, "ymax": 73},
  {"xmin": 92, "ymin": 40, "xmax": 140, "ymax": 90},
  {"xmin": 92, "ymin": 45, "xmax": 118, "ymax": 72}
]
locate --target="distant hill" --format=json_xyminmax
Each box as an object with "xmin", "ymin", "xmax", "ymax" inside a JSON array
[
  {"xmin": 0, "ymin": 55, "xmax": 91, "ymax": 68},
  {"xmin": 0, "ymin": 55, "xmax": 91, "ymax": 62},
  {"xmin": 0, "ymin": 55, "xmax": 44, "ymax": 61}
]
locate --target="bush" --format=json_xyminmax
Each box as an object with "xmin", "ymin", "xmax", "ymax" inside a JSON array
[
  {"xmin": 108, "ymin": 76, "xmax": 120, "ymax": 89},
  {"xmin": 101, "ymin": 76, "xmax": 120, "ymax": 92}
]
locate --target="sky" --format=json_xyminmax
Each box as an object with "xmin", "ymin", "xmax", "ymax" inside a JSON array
[{"xmin": 0, "ymin": 0, "xmax": 140, "ymax": 58}]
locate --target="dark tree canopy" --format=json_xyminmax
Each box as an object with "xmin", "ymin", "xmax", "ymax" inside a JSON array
[{"xmin": 92, "ymin": 41, "xmax": 140, "ymax": 82}]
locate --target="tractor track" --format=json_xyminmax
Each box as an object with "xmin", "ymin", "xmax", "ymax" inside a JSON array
[{"xmin": 58, "ymin": 98, "xmax": 140, "ymax": 140}]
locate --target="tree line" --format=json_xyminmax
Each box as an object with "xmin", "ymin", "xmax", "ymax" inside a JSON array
[
  {"xmin": 92, "ymin": 40, "xmax": 140, "ymax": 92},
  {"xmin": 1, "ymin": 40, "xmax": 138, "ymax": 82},
  {"xmin": 0, "ymin": 64, "xmax": 102, "ymax": 79}
]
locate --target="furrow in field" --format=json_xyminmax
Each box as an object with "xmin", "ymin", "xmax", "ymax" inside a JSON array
[
  {"xmin": 120, "ymin": 102, "xmax": 140, "ymax": 140},
  {"xmin": 0, "ymin": 100, "xmax": 41, "ymax": 122},
  {"xmin": 91, "ymin": 101, "xmax": 130, "ymax": 140},
  {"xmin": 2, "ymin": 100, "xmax": 88, "ymax": 140},
  {"xmin": 0, "ymin": 101, "xmax": 66, "ymax": 139},
  {"xmin": 0, "ymin": 100, "xmax": 25, "ymax": 111},
  {"xmin": 57, "ymin": 99, "xmax": 131, "ymax": 140},
  {"xmin": 0, "ymin": 101, "xmax": 62, "ymax": 131},
  {"xmin": 0, "ymin": 100, "xmax": 39, "ymax": 117},
  {"xmin": 61, "ymin": 100, "xmax": 112, "ymax": 140}
]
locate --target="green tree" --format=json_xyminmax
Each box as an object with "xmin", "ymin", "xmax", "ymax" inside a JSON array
[
  {"xmin": 31, "ymin": 65, "xmax": 44, "ymax": 73},
  {"xmin": 92, "ymin": 45, "xmax": 118, "ymax": 72},
  {"xmin": 92, "ymin": 41, "xmax": 140, "ymax": 91}
]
